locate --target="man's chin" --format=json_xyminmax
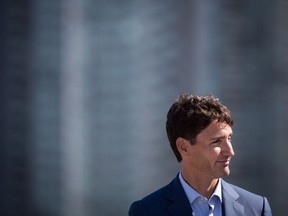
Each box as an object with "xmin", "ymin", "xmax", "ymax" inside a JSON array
[{"xmin": 221, "ymin": 167, "xmax": 231, "ymax": 177}]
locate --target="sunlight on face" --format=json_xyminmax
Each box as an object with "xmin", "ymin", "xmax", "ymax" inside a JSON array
[{"xmin": 186, "ymin": 120, "xmax": 234, "ymax": 179}]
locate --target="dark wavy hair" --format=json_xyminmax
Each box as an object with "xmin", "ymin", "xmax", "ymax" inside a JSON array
[{"xmin": 166, "ymin": 93, "xmax": 234, "ymax": 162}]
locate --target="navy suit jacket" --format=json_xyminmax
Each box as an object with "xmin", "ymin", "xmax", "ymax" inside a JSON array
[{"xmin": 129, "ymin": 175, "xmax": 272, "ymax": 216}]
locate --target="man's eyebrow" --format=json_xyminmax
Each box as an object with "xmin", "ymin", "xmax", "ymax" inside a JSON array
[
  {"xmin": 209, "ymin": 133, "xmax": 233, "ymax": 141},
  {"xmin": 209, "ymin": 136, "xmax": 224, "ymax": 141}
]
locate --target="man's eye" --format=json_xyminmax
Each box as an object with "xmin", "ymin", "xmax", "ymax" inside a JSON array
[{"xmin": 211, "ymin": 139, "xmax": 221, "ymax": 144}]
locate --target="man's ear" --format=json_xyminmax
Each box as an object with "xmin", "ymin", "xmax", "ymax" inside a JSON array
[{"xmin": 176, "ymin": 137, "xmax": 189, "ymax": 157}]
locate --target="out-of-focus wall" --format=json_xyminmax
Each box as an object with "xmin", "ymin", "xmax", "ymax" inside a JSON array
[{"xmin": 1, "ymin": 0, "xmax": 287, "ymax": 215}]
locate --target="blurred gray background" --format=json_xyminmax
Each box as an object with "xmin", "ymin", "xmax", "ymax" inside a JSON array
[{"xmin": 1, "ymin": 0, "xmax": 287, "ymax": 215}]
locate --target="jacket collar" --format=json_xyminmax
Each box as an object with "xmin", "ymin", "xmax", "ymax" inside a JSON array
[
  {"xmin": 166, "ymin": 175, "xmax": 192, "ymax": 216},
  {"xmin": 222, "ymin": 180, "xmax": 244, "ymax": 216},
  {"xmin": 165, "ymin": 175, "xmax": 245, "ymax": 216}
]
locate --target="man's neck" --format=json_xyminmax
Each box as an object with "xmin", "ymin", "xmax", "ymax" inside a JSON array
[{"xmin": 181, "ymin": 170, "xmax": 219, "ymax": 199}]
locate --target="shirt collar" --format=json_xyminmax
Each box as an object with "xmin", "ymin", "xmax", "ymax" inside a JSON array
[{"xmin": 178, "ymin": 171, "xmax": 222, "ymax": 204}]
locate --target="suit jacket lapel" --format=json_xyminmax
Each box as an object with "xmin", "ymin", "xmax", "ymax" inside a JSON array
[
  {"xmin": 222, "ymin": 180, "xmax": 244, "ymax": 216},
  {"xmin": 166, "ymin": 175, "xmax": 192, "ymax": 216}
]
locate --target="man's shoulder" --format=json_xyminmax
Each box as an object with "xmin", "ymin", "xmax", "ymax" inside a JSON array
[
  {"xmin": 222, "ymin": 179, "xmax": 271, "ymax": 210},
  {"xmin": 129, "ymin": 175, "xmax": 192, "ymax": 216},
  {"xmin": 222, "ymin": 180, "xmax": 272, "ymax": 215},
  {"xmin": 128, "ymin": 180, "xmax": 174, "ymax": 216},
  {"xmin": 222, "ymin": 180, "xmax": 264, "ymax": 200},
  {"xmin": 134, "ymin": 179, "xmax": 173, "ymax": 204}
]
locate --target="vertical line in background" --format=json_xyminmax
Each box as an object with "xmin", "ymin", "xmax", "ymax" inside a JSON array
[
  {"xmin": 274, "ymin": 0, "xmax": 288, "ymax": 212},
  {"xmin": 193, "ymin": 0, "xmax": 221, "ymax": 95},
  {"xmin": 28, "ymin": 0, "xmax": 62, "ymax": 215},
  {"xmin": 60, "ymin": 0, "xmax": 85, "ymax": 215}
]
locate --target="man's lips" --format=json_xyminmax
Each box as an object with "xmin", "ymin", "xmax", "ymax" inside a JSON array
[{"xmin": 216, "ymin": 158, "xmax": 231, "ymax": 165}]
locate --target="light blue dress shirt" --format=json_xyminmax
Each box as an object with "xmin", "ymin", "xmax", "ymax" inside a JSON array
[{"xmin": 179, "ymin": 172, "xmax": 222, "ymax": 216}]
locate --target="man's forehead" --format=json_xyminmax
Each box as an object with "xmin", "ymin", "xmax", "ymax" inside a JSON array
[{"xmin": 202, "ymin": 121, "xmax": 232, "ymax": 135}]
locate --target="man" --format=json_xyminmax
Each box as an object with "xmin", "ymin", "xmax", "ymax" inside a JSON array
[{"xmin": 129, "ymin": 93, "xmax": 272, "ymax": 216}]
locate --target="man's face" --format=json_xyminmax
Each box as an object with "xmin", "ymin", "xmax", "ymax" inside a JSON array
[{"xmin": 186, "ymin": 120, "xmax": 234, "ymax": 179}]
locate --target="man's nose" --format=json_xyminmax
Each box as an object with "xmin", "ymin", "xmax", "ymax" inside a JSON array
[{"xmin": 223, "ymin": 141, "xmax": 235, "ymax": 156}]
